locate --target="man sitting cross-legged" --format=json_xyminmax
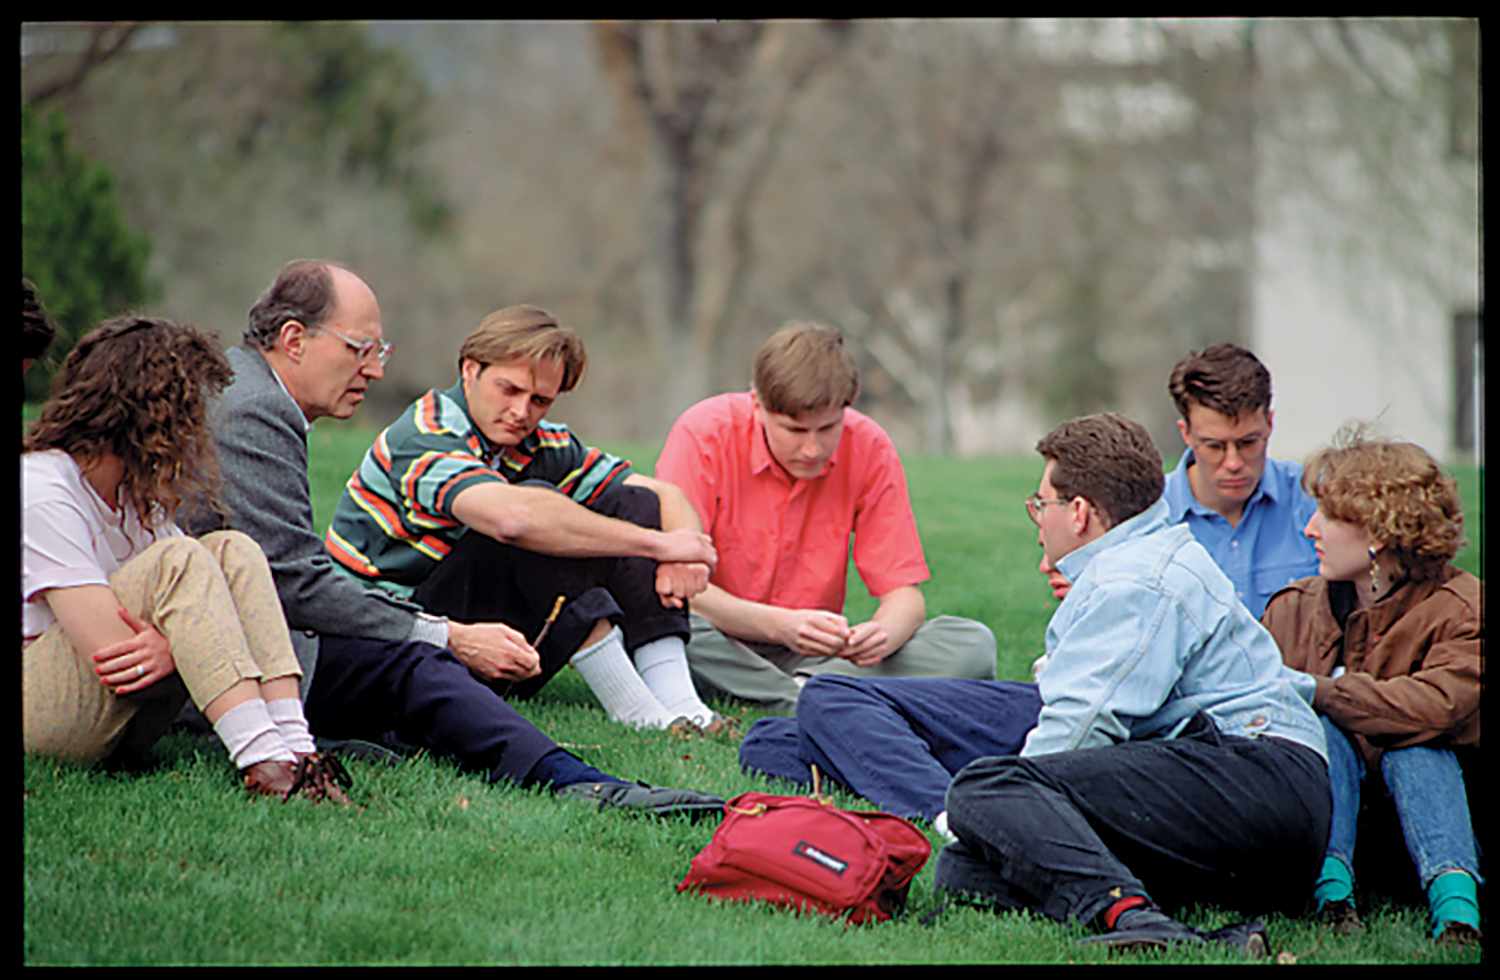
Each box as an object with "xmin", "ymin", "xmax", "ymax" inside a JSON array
[{"xmin": 655, "ymin": 321, "xmax": 996, "ymax": 717}]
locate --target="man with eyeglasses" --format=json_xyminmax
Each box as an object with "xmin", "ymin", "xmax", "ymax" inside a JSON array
[
  {"xmin": 1163, "ymin": 343, "xmax": 1318, "ymax": 618},
  {"xmin": 181, "ymin": 260, "xmax": 725, "ymax": 819}
]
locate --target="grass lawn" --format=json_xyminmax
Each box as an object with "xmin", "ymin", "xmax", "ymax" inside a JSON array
[{"xmin": 23, "ymin": 421, "xmax": 1484, "ymax": 965}]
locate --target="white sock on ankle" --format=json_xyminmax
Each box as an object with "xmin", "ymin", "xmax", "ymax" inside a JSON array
[
  {"xmin": 265, "ymin": 697, "xmax": 318, "ymax": 756},
  {"xmin": 632, "ymin": 636, "xmax": 715, "ymax": 726},
  {"xmin": 213, "ymin": 698, "xmax": 296, "ymax": 769},
  {"xmin": 570, "ymin": 626, "xmax": 677, "ymax": 729}
]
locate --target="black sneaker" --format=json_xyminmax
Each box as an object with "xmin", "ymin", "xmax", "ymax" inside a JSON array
[{"xmin": 556, "ymin": 781, "xmax": 725, "ymax": 821}]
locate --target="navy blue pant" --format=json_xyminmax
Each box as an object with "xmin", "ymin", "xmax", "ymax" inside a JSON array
[
  {"xmin": 738, "ymin": 675, "xmax": 1044, "ymax": 820},
  {"xmin": 304, "ymin": 635, "xmax": 559, "ymax": 785},
  {"xmin": 935, "ymin": 715, "xmax": 1331, "ymax": 925},
  {"xmin": 412, "ymin": 483, "xmax": 688, "ymax": 698}
]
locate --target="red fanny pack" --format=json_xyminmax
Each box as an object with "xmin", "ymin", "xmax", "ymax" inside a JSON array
[{"xmin": 677, "ymin": 782, "xmax": 932, "ymax": 925}]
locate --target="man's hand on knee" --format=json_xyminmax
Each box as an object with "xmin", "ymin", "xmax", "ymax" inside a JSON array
[
  {"xmin": 447, "ymin": 621, "xmax": 541, "ymax": 681},
  {"xmin": 655, "ymin": 561, "xmax": 711, "ymax": 609}
]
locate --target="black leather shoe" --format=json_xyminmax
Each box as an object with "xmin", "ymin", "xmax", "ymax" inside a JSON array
[
  {"xmin": 1078, "ymin": 911, "xmax": 1267, "ymax": 957},
  {"xmin": 1201, "ymin": 918, "xmax": 1270, "ymax": 958},
  {"xmin": 1076, "ymin": 916, "xmax": 1206, "ymax": 952},
  {"xmin": 555, "ymin": 781, "xmax": 725, "ymax": 820}
]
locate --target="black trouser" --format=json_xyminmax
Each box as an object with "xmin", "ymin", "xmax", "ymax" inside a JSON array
[
  {"xmin": 304, "ymin": 635, "xmax": 559, "ymax": 785},
  {"xmin": 411, "ymin": 483, "xmax": 689, "ymax": 700},
  {"xmin": 934, "ymin": 713, "xmax": 1331, "ymax": 925}
]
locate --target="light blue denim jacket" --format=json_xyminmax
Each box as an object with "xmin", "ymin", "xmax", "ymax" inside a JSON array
[{"xmin": 1023, "ymin": 498, "xmax": 1326, "ymax": 762}]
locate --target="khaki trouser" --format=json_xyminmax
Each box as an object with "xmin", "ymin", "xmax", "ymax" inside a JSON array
[
  {"xmin": 685, "ymin": 612, "xmax": 997, "ymax": 717},
  {"xmin": 23, "ymin": 531, "xmax": 301, "ymax": 765}
]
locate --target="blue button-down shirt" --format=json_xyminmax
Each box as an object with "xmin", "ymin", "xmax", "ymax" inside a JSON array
[
  {"xmin": 1023, "ymin": 499, "xmax": 1326, "ymax": 762},
  {"xmin": 1163, "ymin": 451, "xmax": 1319, "ymax": 619}
]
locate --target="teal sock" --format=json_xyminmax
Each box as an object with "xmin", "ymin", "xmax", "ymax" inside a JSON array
[
  {"xmin": 1313, "ymin": 855, "xmax": 1354, "ymax": 909},
  {"xmin": 1427, "ymin": 871, "xmax": 1480, "ymax": 937}
]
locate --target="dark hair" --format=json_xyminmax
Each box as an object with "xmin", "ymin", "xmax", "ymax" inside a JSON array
[
  {"xmin": 1303, "ymin": 424, "xmax": 1465, "ymax": 583},
  {"xmin": 24, "ymin": 317, "xmax": 234, "ymax": 523},
  {"xmin": 1168, "ymin": 343, "xmax": 1272, "ymax": 422},
  {"xmin": 1035, "ymin": 413, "xmax": 1163, "ymax": 528},
  {"xmin": 459, "ymin": 305, "xmax": 587, "ymax": 393},
  {"xmin": 244, "ymin": 259, "xmax": 345, "ymax": 351},
  {"xmin": 752, "ymin": 322, "xmax": 860, "ymax": 417},
  {"xmin": 22, "ymin": 279, "xmax": 56, "ymax": 361}
]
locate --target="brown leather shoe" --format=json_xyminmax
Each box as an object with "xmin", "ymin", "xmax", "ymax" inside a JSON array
[
  {"xmin": 242, "ymin": 759, "xmax": 299, "ymax": 799},
  {"xmin": 1436, "ymin": 922, "xmax": 1481, "ymax": 950},
  {"xmin": 1320, "ymin": 899, "xmax": 1366, "ymax": 937},
  {"xmin": 288, "ymin": 753, "xmax": 355, "ymax": 807},
  {"xmin": 698, "ymin": 715, "xmax": 742, "ymax": 740}
]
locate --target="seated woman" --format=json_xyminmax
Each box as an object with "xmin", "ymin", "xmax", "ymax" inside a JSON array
[
  {"xmin": 23, "ymin": 316, "xmax": 350, "ymax": 804},
  {"xmin": 1262, "ymin": 427, "xmax": 1481, "ymax": 947}
]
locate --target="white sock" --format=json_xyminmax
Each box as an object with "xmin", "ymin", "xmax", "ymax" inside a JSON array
[
  {"xmin": 632, "ymin": 636, "xmax": 716, "ymax": 727},
  {"xmin": 212, "ymin": 699, "xmax": 296, "ymax": 769},
  {"xmin": 570, "ymin": 626, "xmax": 677, "ymax": 729},
  {"xmin": 265, "ymin": 698, "xmax": 318, "ymax": 756}
]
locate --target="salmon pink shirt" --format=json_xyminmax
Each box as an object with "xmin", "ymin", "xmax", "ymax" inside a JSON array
[{"xmin": 656, "ymin": 392, "xmax": 929, "ymax": 614}]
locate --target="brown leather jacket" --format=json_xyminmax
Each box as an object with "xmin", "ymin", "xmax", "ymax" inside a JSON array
[{"xmin": 1261, "ymin": 565, "xmax": 1481, "ymax": 765}]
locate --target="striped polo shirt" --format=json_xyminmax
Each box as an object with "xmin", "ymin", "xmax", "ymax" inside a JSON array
[{"xmin": 325, "ymin": 380, "xmax": 632, "ymax": 596}]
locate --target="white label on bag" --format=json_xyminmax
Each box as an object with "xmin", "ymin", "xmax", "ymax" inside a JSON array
[{"xmin": 793, "ymin": 841, "xmax": 849, "ymax": 876}]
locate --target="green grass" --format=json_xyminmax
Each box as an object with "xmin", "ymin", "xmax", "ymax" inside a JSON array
[{"xmin": 23, "ymin": 426, "xmax": 1484, "ymax": 965}]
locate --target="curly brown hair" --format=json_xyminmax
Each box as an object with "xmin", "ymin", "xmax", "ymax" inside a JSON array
[
  {"xmin": 23, "ymin": 316, "xmax": 234, "ymax": 523},
  {"xmin": 1302, "ymin": 425, "xmax": 1465, "ymax": 583}
]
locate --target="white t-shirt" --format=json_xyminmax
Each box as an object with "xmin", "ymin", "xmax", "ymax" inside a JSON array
[{"xmin": 21, "ymin": 449, "xmax": 183, "ymax": 643}]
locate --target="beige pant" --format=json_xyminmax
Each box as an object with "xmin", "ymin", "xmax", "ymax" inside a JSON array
[
  {"xmin": 23, "ymin": 531, "xmax": 301, "ymax": 766},
  {"xmin": 685, "ymin": 612, "xmax": 998, "ymax": 716}
]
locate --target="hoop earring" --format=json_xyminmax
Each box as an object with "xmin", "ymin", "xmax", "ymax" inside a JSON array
[{"xmin": 1368, "ymin": 546, "xmax": 1380, "ymax": 595}]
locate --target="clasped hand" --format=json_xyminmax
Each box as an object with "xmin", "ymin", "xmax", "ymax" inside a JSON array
[{"xmin": 782, "ymin": 610, "xmax": 892, "ymax": 666}]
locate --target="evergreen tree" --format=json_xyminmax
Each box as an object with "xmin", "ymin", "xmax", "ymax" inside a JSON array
[{"xmin": 21, "ymin": 105, "xmax": 154, "ymax": 403}]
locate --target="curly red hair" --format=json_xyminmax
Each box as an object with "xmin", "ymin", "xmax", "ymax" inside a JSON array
[{"xmin": 1302, "ymin": 425, "xmax": 1465, "ymax": 583}]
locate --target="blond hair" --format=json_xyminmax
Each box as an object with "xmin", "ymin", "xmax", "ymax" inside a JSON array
[
  {"xmin": 1302, "ymin": 425, "xmax": 1465, "ymax": 583},
  {"xmin": 752, "ymin": 322, "xmax": 860, "ymax": 417},
  {"xmin": 458, "ymin": 305, "xmax": 587, "ymax": 392}
]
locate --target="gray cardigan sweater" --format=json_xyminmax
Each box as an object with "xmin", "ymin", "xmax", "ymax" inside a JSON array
[{"xmin": 184, "ymin": 346, "xmax": 429, "ymax": 677}]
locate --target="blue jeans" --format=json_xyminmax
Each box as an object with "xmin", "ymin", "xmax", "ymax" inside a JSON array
[
  {"xmin": 1322, "ymin": 716, "xmax": 1483, "ymax": 887},
  {"xmin": 738, "ymin": 676, "xmax": 1043, "ymax": 820}
]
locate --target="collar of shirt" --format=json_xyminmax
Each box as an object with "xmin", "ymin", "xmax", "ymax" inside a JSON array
[
  {"xmin": 1056, "ymin": 497, "xmax": 1171, "ymax": 585},
  {"xmin": 439, "ymin": 379, "xmax": 515, "ymax": 468},
  {"xmin": 1166, "ymin": 448, "xmax": 1281, "ymax": 521},
  {"xmin": 264, "ymin": 354, "xmax": 314, "ymax": 434}
]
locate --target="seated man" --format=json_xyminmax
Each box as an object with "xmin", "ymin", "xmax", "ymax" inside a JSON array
[
  {"xmin": 326, "ymin": 304, "xmax": 725, "ymax": 733},
  {"xmin": 654, "ymin": 322, "xmax": 996, "ymax": 716},
  {"xmin": 187, "ymin": 260, "xmax": 722, "ymax": 818},
  {"xmin": 1164, "ymin": 343, "xmax": 1318, "ymax": 618},
  {"xmin": 934, "ymin": 413, "xmax": 1329, "ymax": 952}
]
